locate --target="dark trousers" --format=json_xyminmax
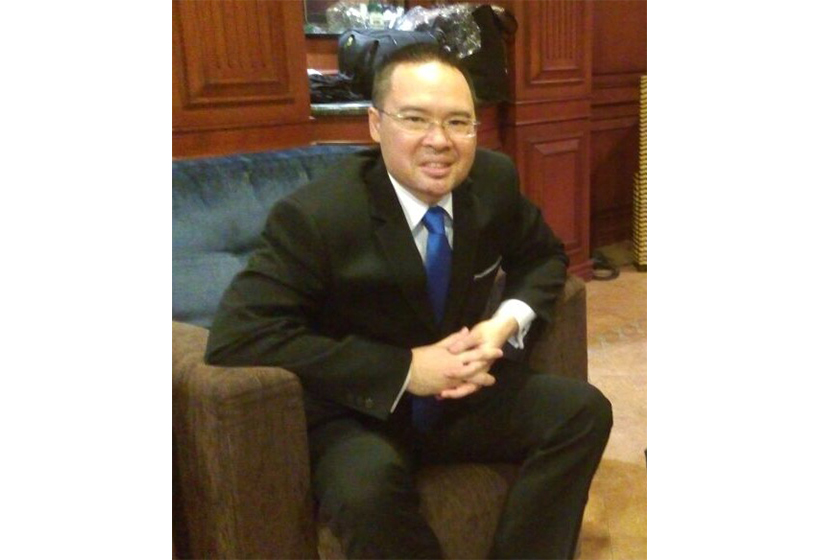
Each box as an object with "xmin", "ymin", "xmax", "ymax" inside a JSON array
[{"xmin": 308, "ymin": 359, "xmax": 613, "ymax": 559}]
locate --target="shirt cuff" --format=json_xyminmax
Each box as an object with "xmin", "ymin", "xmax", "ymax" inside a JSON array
[
  {"xmin": 391, "ymin": 368, "xmax": 412, "ymax": 413},
  {"xmin": 493, "ymin": 299, "xmax": 537, "ymax": 349}
]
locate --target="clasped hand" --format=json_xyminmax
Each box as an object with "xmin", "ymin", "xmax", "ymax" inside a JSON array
[{"xmin": 408, "ymin": 316, "xmax": 518, "ymax": 400}]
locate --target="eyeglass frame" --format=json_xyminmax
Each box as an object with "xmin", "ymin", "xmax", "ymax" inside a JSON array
[{"xmin": 373, "ymin": 107, "xmax": 481, "ymax": 138}]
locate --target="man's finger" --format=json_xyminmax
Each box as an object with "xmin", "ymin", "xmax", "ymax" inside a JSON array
[
  {"xmin": 441, "ymin": 371, "xmax": 496, "ymax": 398},
  {"xmin": 438, "ymin": 382, "xmax": 481, "ymax": 399},
  {"xmin": 464, "ymin": 345, "xmax": 503, "ymax": 362},
  {"xmin": 444, "ymin": 328, "xmax": 481, "ymax": 354},
  {"xmin": 465, "ymin": 372, "xmax": 496, "ymax": 387},
  {"xmin": 444, "ymin": 348, "xmax": 502, "ymax": 376},
  {"xmin": 444, "ymin": 361, "xmax": 499, "ymax": 381},
  {"xmin": 436, "ymin": 327, "xmax": 471, "ymax": 350}
]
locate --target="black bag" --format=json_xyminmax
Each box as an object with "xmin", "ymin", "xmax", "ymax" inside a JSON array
[
  {"xmin": 461, "ymin": 5, "xmax": 517, "ymax": 103},
  {"xmin": 338, "ymin": 29, "xmax": 441, "ymax": 99},
  {"xmin": 309, "ymin": 72, "xmax": 364, "ymax": 104}
]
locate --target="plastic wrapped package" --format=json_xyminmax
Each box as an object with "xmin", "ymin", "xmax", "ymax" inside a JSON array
[
  {"xmin": 326, "ymin": 2, "xmax": 368, "ymax": 33},
  {"xmin": 326, "ymin": 1, "xmax": 405, "ymax": 33},
  {"xmin": 323, "ymin": 3, "xmax": 517, "ymax": 103},
  {"xmin": 393, "ymin": 4, "xmax": 481, "ymax": 59},
  {"xmin": 390, "ymin": 3, "xmax": 517, "ymax": 103}
]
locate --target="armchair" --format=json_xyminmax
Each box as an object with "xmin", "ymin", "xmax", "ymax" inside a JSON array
[
  {"xmin": 172, "ymin": 145, "xmax": 588, "ymax": 558},
  {"xmin": 173, "ymin": 275, "xmax": 586, "ymax": 559}
]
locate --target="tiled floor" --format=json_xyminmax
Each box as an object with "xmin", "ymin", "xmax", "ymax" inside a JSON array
[{"xmin": 579, "ymin": 245, "xmax": 647, "ymax": 559}]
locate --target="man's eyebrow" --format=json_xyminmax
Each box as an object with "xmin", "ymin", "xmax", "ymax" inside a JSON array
[
  {"xmin": 395, "ymin": 106, "xmax": 474, "ymax": 118},
  {"xmin": 392, "ymin": 105, "xmax": 428, "ymax": 114}
]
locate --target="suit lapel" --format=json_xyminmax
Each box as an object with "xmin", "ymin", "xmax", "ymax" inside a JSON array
[
  {"xmin": 365, "ymin": 158, "xmax": 439, "ymax": 335},
  {"xmin": 364, "ymin": 156, "xmax": 481, "ymax": 337},
  {"xmin": 442, "ymin": 179, "xmax": 478, "ymax": 332}
]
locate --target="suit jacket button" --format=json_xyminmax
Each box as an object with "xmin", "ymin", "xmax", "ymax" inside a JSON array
[{"xmin": 364, "ymin": 397, "xmax": 374, "ymax": 410}]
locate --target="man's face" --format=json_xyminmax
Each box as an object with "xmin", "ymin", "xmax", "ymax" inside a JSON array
[{"xmin": 368, "ymin": 61, "xmax": 477, "ymax": 205}]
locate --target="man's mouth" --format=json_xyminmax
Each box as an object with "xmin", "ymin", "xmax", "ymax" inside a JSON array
[{"xmin": 420, "ymin": 161, "xmax": 453, "ymax": 178}]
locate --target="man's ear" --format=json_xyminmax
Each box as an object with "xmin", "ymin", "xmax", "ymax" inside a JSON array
[{"xmin": 368, "ymin": 107, "xmax": 381, "ymax": 143}]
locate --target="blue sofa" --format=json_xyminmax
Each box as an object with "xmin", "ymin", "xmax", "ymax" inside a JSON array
[
  {"xmin": 171, "ymin": 144, "xmax": 588, "ymax": 559},
  {"xmin": 173, "ymin": 145, "xmax": 369, "ymax": 329}
]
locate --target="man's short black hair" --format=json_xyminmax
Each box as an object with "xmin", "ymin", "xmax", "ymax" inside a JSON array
[{"xmin": 371, "ymin": 43, "xmax": 477, "ymax": 109}]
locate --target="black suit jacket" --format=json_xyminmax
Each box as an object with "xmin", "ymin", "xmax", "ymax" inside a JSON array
[{"xmin": 206, "ymin": 148, "xmax": 568, "ymax": 427}]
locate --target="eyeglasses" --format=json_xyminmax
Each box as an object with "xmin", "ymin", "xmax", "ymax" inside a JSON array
[{"xmin": 375, "ymin": 108, "xmax": 480, "ymax": 138}]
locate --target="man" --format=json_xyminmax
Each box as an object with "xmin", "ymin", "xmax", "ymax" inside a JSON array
[{"xmin": 206, "ymin": 44, "xmax": 612, "ymax": 559}]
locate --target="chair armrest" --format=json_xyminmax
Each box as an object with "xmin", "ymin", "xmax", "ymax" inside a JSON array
[
  {"xmin": 526, "ymin": 275, "xmax": 588, "ymax": 382},
  {"xmin": 172, "ymin": 321, "xmax": 318, "ymax": 559}
]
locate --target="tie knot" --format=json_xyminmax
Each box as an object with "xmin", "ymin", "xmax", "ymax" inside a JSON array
[{"xmin": 422, "ymin": 206, "xmax": 447, "ymax": 235}]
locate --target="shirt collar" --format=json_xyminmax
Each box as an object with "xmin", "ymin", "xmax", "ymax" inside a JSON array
[{"xmin": 387, "ymin": 172, "xmax": 453, "ymax": 230}]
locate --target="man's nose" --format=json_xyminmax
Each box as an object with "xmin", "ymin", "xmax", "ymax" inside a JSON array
[{"xmin": 422, "ymin": 122, "xmax": 452, "ymax": 148}]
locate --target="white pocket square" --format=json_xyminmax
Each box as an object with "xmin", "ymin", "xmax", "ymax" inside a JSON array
[{"xmin": 473, "ymin": 256, "xmax": 502, "ymax": 280}]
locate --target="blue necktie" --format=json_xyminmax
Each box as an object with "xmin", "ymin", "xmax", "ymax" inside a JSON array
[
  {"xmin": 421, "ymin": 206, "xmax": 452, "ymax": 324},
  {"xmin": 412, "ymin": 206, "xmax": 451, "ymax": 432}
]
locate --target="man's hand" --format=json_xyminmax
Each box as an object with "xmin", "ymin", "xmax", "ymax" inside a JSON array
[
  {"xmin": 435, "ymin": 316, "xmax": 519, "ymax": 399},
  {"xmin": 408, "ymin": 328, "xmax": 502, "ymax": 398},
  {"xmin": 468, "ymin": 316, "xmax": 519, "ymax": 351}
]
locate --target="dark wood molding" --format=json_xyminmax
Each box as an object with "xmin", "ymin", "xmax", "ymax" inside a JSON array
[
  {"xmin": 502, "ymin": 98, "xmax": 590, "ymax": 127},
  {"xmin": 173, "ymin": 121, "xmax": 313, "ymax": 159}
]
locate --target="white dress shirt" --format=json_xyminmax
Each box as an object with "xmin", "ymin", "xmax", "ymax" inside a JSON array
[{"xmin": 387, "ymin": 173, "xmax": 537, "ymax": 411}]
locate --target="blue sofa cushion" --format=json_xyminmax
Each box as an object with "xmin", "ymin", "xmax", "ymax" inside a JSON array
[{"xmin": 172, "ymin": 144, "xmax": 369, "ymax": 328}]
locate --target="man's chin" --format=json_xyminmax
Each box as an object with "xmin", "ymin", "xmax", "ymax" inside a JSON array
[{"xmin": 416, "ymin": 181, "xmax": 457, "ymax": 201}]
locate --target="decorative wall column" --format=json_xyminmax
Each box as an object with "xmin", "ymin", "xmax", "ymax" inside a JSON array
[{"xmin": 500, "ymin": 0, "xmax": 593, "ymax": 279}]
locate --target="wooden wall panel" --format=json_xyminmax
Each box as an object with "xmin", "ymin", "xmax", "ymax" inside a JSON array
[
  {"xmin": 507, "ymin": 0, "xmax": 592, "ymax": 104},
  {"xmin": 590, "ymin": 117, "xmax": 639, "ymax": 247},
  {"xmin": 499, "ymin": 0, "xmax": 594, "ymax": 277},
  {"xmin": 592, "ymin": 0, "xmax": 647, "ymax": 76},
  {"xmin": 173, "ymin": 0, "xmax": 310, "ymax": 138},
  {"xmin": 506, "ymin": 120, "xmax": 591, "ymax": 279},
  {"xmin": 589, "ymin": 0, "xmax": 646, "ymax": 248}
]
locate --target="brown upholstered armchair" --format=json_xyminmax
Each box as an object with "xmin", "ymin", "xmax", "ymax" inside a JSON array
[{"xmin": 172, "ymin": 274, "xmax": 587, "ymax": 559}]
